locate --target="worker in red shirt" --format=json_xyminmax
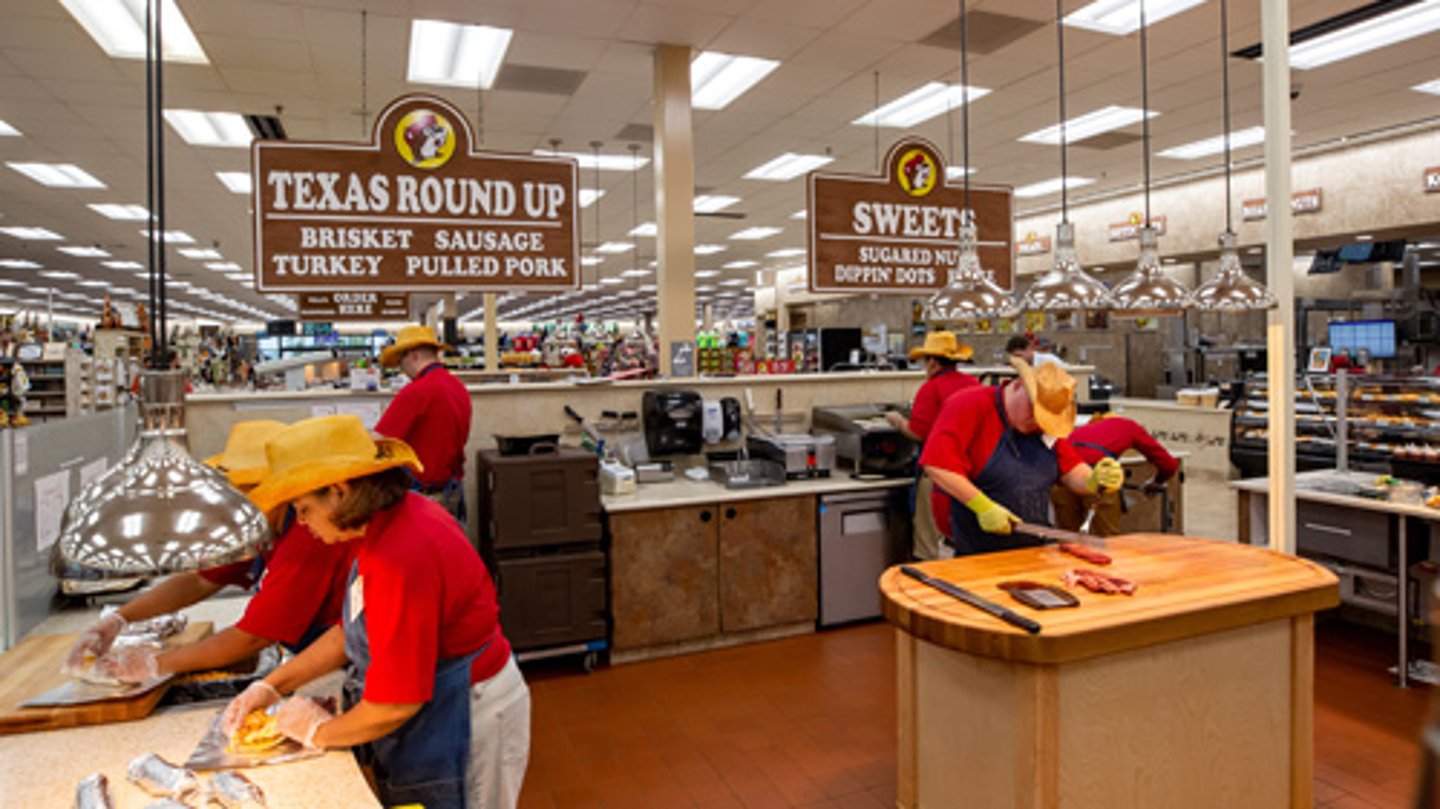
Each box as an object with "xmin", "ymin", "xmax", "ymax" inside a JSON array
[
  {"xmin": 886, "ymin": 331, "xmax": 978, "ymax": 560},
  {"xmin": 1053, "ymin": 413, "xmax": 1179, "ymax": 537},
  {"xmin": 375, "ymin": 324, "xmax": 473, "ymax": 524},
  {"xmin": 223, "ymin": 415, "xmax": 528, "ymax": 809},
  {"xmin": 70, "ymin": 421, "xmax": 354, "ymax": 680},
  {"xmin": 921, "ymin": 359, "xmax": 1123, "ymax": 556}
]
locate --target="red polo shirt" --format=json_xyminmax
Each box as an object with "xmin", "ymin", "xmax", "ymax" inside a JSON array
[
  {"xmin": 1068, "ymin": 417, "xmax": 1179, "ymax": 482},
  {"xmin": 908, "ymin": 368, "xmax": 979, "ymax": 440},
  {"xmin": 374, "ymin": 363, "xmax": 472, "ymax": 487},
  {"xmin": 354, "ymin": 493, "xmax": 511, "ymax": 703},
  {"xmin": 920, "ymin": 383, "xmax": 1083, "ymax": 532}
]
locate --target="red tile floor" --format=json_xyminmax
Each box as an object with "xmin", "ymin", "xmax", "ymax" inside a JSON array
[{"xmin": 517, "ymin": 619, "xmax": 1432, "ymax": 808}]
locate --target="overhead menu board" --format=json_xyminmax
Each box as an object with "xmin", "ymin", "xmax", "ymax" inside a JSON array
[
  {"xmin": 807, "ymin": 137, "xmax": 1012, "ymax": 294},
  {"xmin": 298, "ymin": 292, "xmax": 410, "ymax": 321},
  {"xmin": 253, "ymin": 94, "xmax": 579, "ymax": 293}
]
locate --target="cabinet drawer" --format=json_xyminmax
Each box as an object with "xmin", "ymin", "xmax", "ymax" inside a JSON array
[{"xmin": 1295, "ymin": 502, "xmax": 1389, "ymax": 569}]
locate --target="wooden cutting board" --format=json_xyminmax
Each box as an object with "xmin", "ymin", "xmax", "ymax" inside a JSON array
[{"xmin": 0, "ymin": 621, "xmax": 212, "ymax": 736}]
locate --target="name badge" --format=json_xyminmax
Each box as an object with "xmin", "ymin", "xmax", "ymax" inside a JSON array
[{"xmin": 349, "ymin": 575, "xmax": 365, "ymax": 621}]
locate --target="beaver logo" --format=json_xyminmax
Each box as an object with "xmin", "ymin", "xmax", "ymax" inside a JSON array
[
  {"xmin": 896, "ymin": 148, "xmax": 937, "ymax": 197},
  {"xmin": 394, "ymin": 109, "xmax": 455, "ymax": 169}
]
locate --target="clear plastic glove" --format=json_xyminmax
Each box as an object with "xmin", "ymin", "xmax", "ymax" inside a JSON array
[
  {"xmin": 274, "ymin": 696, "xmax": 334, "ymax": 749},
  {"xmin": 965, "ymin": 492, "xmax": 1020, "ymax": 535},
  {"xmin": 63, "ymin": 611, "xmax": 126, "ymax": 674},
  {"xmin": 94, "ymin": 645, "xmax": 161, "ymax": 684},
  {"xmin": 1086, "ymin": 458, "xmax": 1124, "ymax": 494},
  {"xmin": 221, "ymin": 681, "xmax": 281, "ymax": 736}
]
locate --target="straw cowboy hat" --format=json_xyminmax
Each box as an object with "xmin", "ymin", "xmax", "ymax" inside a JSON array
[
  {"xmin": 379, "ymin": 323, "xmax": 455, "ymax": 368},
  {"xmin": 248, "ymin": 415, "xmax": 423, "ymax": 513},
  {"xmin": 908, "ymin": 331, "xmax": 974, "ymax": 362},
  {"xmin": 204, "ymin": 420, "xmax": 287, "ymax": 487},
  {"xmin": 1009, "ymin": 356, "xmax": 1077, "ymax": 439}
]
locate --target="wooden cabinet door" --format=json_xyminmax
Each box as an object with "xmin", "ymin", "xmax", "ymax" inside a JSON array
[
  {"xmin": 719, "ymin": 495, "xmax": 818, "ymax": 633},
  {"xmin": 609, "ymin": 505, "xmax": 720, "ymax": 650}
]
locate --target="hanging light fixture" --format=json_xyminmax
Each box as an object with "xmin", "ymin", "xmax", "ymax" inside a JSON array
[
  {"xmin": 924, "ymin": 0, "xmax": 1016, "ymax": 324},
  {"xmin": 1111, "ymin": 0, "xmax": 1191, "ymax": 317},
  {"xmin": 1020, "ymin": 0, "xmax": 1115, "ymax": 313},
  {"xmin": 1186, "ymin": 0, "xmax": 1278, "ymax": 312},
  {"xmin": 52, "ymin": 0, "xmax": 270, "ymax": 581}
]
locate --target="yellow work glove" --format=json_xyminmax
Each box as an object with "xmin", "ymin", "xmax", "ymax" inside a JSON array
[
  {"xmin": 1086, "ymin": 457, "xmax": 1124, "ymax": 494},
  {"xmin": 965, "ymin": 492, "xmax": 1019, "ymax": 534}
]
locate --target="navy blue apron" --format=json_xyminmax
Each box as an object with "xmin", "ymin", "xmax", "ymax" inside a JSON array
[
  {"xmin": 342, "ymin": 560, "xmax": 478, "ymax": 809},
  {"xmin": 947, "ymin": 386, "xmax": 1061, "ymax": 556},
  {"xmin": 406, "ymin": 363, "xmax": 466, "ymax": 525}
]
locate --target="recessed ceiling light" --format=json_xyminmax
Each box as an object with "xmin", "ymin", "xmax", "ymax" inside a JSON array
[
  {"xmin": 0, "ymin": 120, "xmax": 19, "ymax": 137},
  {"xmin": 216, "ymin": 172, "xmax": 252, "ymax": 194},
  {"xmin": 178, "ymin": 247, "xmax": 222, "ymax": 260},
  {"xmin": 853, "ymin": 82, "xmax": 990, "ymax": 128},
  {"xmin": 206, "ymin": 261, "xmax": 242, "ymax": 271},
  {"xmin": 541, "ymin": 151, "xmax": 649, "ymax": 171},
  {"xmin": 724, "ymin": 260, "xmax": 759, "ymax": 269},
  {"xmin": 0, "ymin": 259, "xmax": 41, "ymax": 269},
  {"xmin": 1, "ymin": 227, "xmax": 64, "ymax": 240},
  {"xmin": 628, "ymin": 222, "xmax": 657, "ymax": 238},
  {"xmin": 790, "ymin": 209, "xmax": 807, "ymax": 220},
  {"xmin": 745, "ymin": 153, "xmax": 834, "ymax": 181},
  {"xmin": 1158, "ymin": 126, "xmax": 1267, "ymax": 159},
  {"xmin": 580, "ymin": 256, "xmax": 604, "ymax": 266},
  {"xmin": 730, "ymin": 227, "xmax": 782, "ymax": 240},
  {"xmin": 945, "ymin": 166, "xmax": 976, "ymax": 178},
  {"xmin": 620, "ymin": 269, "xmax": 652, "ymax": 277},
  {"xmin": 1415, "ymin": 78, "xmax": 1440, "ymax": 96},
  {"xmin": 78, "ymin": 280, "xmax": 110, "ymax": 288},
  {"xmin": 1019, "ymin": 106, "xmax": 1157, "ymax": 145},
  {"xmin": 579, "ymin": 189, "xmax": 605, "ymax": 208},
  {"xmin": 6, "ymin": 162, "xmax": 106, "ymax": 188},
  {"xmin": 140, "ymin": 229, "xmax": 195, "ymax": 243},
  {"xmin": 693, "ymin": 195, "xmax": 740, "ymax": 213},
  {"xmin": 103, "ymin": 260, "xmax": 143, "ymax": 269},
  {"xmin": 88, "ymin": 203, "xmax": 150, "ymax": 220},
  {"xmin": 595, "ymin": 242, "xmax": 635, "ymax": 254},
  {"xmin": 1014, "ymin": 176, "xmax": 1097, "ymax": 198},
  {"xmin": 691, "ymin": 51, "xmax": 780, "ymax": 110},
  {"xmin": 720, "ymin": 278, "xmax": 749, "ymax": 287},
  {"xmin": 1064, "ymin": 0, "xmax": 1205, "ymax": 35},
  {"xmin": 408, "ymin": 19, "xmax": 512, "ymax": 89},
  {"xmin": 58, "ymin": 246, "xmax": 111, "ymax": 258},
  {"xmin": 599, "ymin": 277, "xmax": 625, "ymax": 286},
  {"xmin": 694, "ymin": 244, "xmax": 726, "ymax": 255},
  {"xmin": 639, "ymin": 284, "xmax": 657, "ymax": 292},
  {"xmin": 58, "ymin": 0, "xmax": 208, "ymax": 63},
  {"xmin": 164, "ymin": 110, "xmax": 252, "ymax": 148},
  {"xmin": 1287, "ymin": 2, "xmax": 1440, "ymax": 70},
  {"xmin": 767, "ymin": 248, "xmax": 806, "ymax": 258},
  {"xmin": 695, "ymin": 270, "xmax": 721, "ymax": 278},
  {"xmin": 39, "ymin": 270, "xmax": 80, "ymax": 280}
]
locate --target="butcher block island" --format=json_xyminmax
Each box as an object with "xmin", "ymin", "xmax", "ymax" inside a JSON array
[{"xmin": 880, "ymin": 534, "xmax": 1339, "ymax": 809}]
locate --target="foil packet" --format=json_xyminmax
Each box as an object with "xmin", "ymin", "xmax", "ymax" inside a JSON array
[
  {"xmin": 143, "ymin": 801, "xmax": 192, "ymax": 809},
  {"xmin": 127, "ymin": 753, "xmax": 201, "ymax": 801},
  {"xmin": 23, "ymin": 670, "xmax": 173, "ymax": 707},
  {"xmin": 74, "ymin": 772, "xmax": 114, "ymax": 809},
  {"xmin": 184, "ymin": 707, "xmax": 324, "ymax": 772},
  {"xmin": 205, "ymin": 770, "xmax": 268, "ymax": 808}
]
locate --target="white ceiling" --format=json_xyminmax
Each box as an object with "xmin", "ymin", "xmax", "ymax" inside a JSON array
[{"xmin": 1, "ymin": 0, "xmax": 1439, "ymax": 324}]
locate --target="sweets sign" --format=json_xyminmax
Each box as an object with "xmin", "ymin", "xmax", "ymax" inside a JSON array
[
  {"xmin": 298, "ymin": 292, "xmax": 410, "ymax": 320},
  {"xmin": 253, "ymin": 94, "xmax": 579, "ymax": 293},
  {"xmin": 807, "ymin": 137, "xmax": 1013, "ymax": 294}
]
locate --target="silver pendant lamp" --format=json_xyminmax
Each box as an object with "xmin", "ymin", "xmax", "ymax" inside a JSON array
[
  {"xmin": 1186, "ymin": 0, "xmax": 1278, "ymax": 312},
  {"xmin": 1110, "ymin": 0, "xmax": 1190, "ymax": 317},
  {"xmin": 52, "ymin": 0, "xmax": 270, "ymax": 580},
  {"xmin": 924, "ymin": 0, "xmax": 1016, "ymax": 324},
  {"xmin": 1020, "ymin": 0, "xmax": 1115, "ymax": 313}
]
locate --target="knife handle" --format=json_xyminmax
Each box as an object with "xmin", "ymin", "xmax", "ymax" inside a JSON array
[{"xmin": 900, "ymin": 566, "xmax": 1042, "ymax": 635}]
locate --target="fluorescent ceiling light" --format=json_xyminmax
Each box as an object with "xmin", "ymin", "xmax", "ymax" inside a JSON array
[
  {"xmin": 599, "ymin": 277, "xmax": 624, "ymax": 286},
  {"xmin": 621, "ymin": 269, "xmax": 652, "ymax": 277},
  {"xmin": 693, "ymin": 195, "xmax": 740, "ymax": 213},
  {"xmin": 696, "ymin": 270, "xmax": 721, "ymax": 278},
  {"xmin": 639, "ymin": 284, "xmax": 657, "ymax": 292},
  {"xmin": 691, "ymin": 51, "xmax": 780, "ymax": 110},
  {"xmin": 58, "ymin": 0, "xmax": 208, "ymax": 63},
  {"xmin": 103, "ymin": 260, "xmax": 143, "ymax": 269},
  {"xmin": 724, "ymin": 260, "xmax": 758, "ymax": 269},
  {"xmin": 579, "ymin": 189, "xmax": 604, "ymax": 208},
  {"xmin": 1158, "ymin": 126, "xmax": 1267, "ymax": 159},
  {"xmin": 0, "ymin": 120, "xmax": 19, "ymax": 136},
  {"xmin": 39, "ymin": 270, "xmax": 80, "ymax": 279},
  {"xmin": 745, "ymin": 153, "xmax": 834, "ymax": 181},
  {"xmin": 408, "ymin": 19, "xmax": 513, "ymax": 89},
  {"xmin": 696, "ymin": 285, "xmax": 717, "ymax": 293},
  {"xmin": 730, "ymin": 227, "xmax": 782, "ymax": 240},
  {"xmin": 1, "ymin": 227, "xmax": 64, "ymax": 240},
  {"xmin": 721, "ymin": 278, "xmax": 749, "ymax": 286},
  {"xmin": 141, "ymin": 229, "xmax": 195, "ymax": 243},
  {"xmin": 0, "ymin": 259, "xmax": 40, "ymax": 269},
  {"xmin": 580, "ymin": 256, "xmax": 604, "ymax": 266},
  {"xmin": 7, "ymin": 162, "xmax": 105, "ymax": 188},
  {"xmin": 767, "ymin": 248, "xmax": 806, "ymax": 258},
  {"xmin": 695, "ymin": 244, "xmax": 726, "ymax": 255},
  {"xmin": 790, "ymin": 209, "xmax": 807, "ymax": 220},
  {"xmin": 1014, "ymin": 176, "xmax": 1096, "ymax": 198},
  {"xmin": 1289, "ymin": 1, "xmax": 1440, "ymax": 70},
  {"xmin": 629, "ymin": 222, "xmax": 657, "ymax": 237},
  {"xmin": 1415, "ymin": 78, "xmax": 1440, "ymax": 96},
  {"xmin": 595, "ymin": 242, "xmax": 635, "ymax": 254},
  {"xmin": 216, "ymin": 172, "xmax": 252, "ymax": 194},
  {"xmin": 541, "ymin": 151, "xmax": 649, "ymax": 171},
  {"xmin": 58, "ymin": 246, "xmax": 110, "ymax": 258},
  {"xmin": 79, "ymin": 280, "xmax": 111, "ymax": 288},
  {"xmin": 89, "ymin": 203, "xmax": 149, "ymax": 220},
  {"xmin": 164, "ymin": 110, "xmax": 252, "ymax": 148},
  {"xmin": 853, "ymin": 82, "xmax": 990, "ymax": 128},
  {"xmin": 1064, "ymin": 0, "xmax": 1205, "ymax": 35},
  {"xmin": 1019, "ymin": 106, "xmax": 1157, "ymax": 144},
  {"xmin": 178, "ymin": 247, "xmax": 222, "ymax": 260},
  {"xmin": 206, "ymin": 262, "xmax": 242, "ymax": 271},
  {"xmin": 946, "ymin": 166, "xmax": 976, "ymax": 178}
]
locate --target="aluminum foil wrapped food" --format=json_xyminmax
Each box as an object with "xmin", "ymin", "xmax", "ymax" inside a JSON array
[
  {"xmin": 74, "ymin": 773, "xmax": 113, "ymax": 809},
  {"xmin": 127, "ymin": 753, "xmax": 201, "ymax": 800},
  {"xmin": 143, "ymin": 801, "xmax": 192, "ymax": 809},
  {"xmin": 205, "ymin": 770, "xmax": 267, "ymax": 808},
  {"xmin": 116, "ymin": 612, "xmax": 190, "ymax": 647}
]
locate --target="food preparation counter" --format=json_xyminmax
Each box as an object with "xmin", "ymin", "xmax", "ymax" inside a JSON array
[
  {"xmin": 881, "ymin": 534, "xmax": 1338, "ymax": 809},
  {"xmin": 601, "ymin": 472, "xmax": 909, "ymax": 513}
]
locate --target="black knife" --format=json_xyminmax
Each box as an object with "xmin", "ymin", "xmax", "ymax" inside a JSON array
[{"xmin": 900, "ymin": 565, "xmax": 1042, "ymax": 635}]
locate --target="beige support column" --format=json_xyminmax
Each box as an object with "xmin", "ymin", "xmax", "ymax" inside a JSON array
[
  {"xmin": 483, "ymin": 293, "xmax": 499, "ymax": 371},
  {"xmin": 1262, "ymin": 0, "xmax": 1296, "ymax": 555},
  {"xmin": 702, "ymin": 304, "xmax": 714, "ymax": 332},
  {"xmin": 653, "ymin": 43, "xmax": 696, "ymax": 376}
]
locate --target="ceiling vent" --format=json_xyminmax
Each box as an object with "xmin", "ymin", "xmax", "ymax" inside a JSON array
[
  {"xmin": 614, "ymin": 123, "xmax": 653, "ymax": 142},
  {"xmin": 919, "ymin": 10, "xmax": 1045, "ymax": 55},
  {"xmin": 245, "ymin": 114, "xmax": 286, "ymax": 140},
  {"xmin": 493, "ymin": 64, "xmax": 587, "ymax": 95},
  {"xmin": 1074, "ymin": 132, "xmax": 1142, "ymax": 150}
]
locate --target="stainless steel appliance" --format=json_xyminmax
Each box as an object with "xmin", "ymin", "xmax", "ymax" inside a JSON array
[
  {"xmin": 746, "ymin": 433, "xmax": 836, "ymax": 479},
  {"xmin": 811, "ymin": 404, "xmax": 918, "ymax": 477},
  {"xmin": 818, "ymin": 490, "xmax": 908, "ymax": 626}
]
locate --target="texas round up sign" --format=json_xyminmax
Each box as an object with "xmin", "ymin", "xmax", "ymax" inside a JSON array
[{"xmin": 252, "ymin": 94, "xmax": 579, "ymax": 293}]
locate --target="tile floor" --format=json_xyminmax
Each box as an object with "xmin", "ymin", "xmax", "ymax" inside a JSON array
[{"xmin": 517, "ymin": 619, "xmax": 1432, "ymax": 809}]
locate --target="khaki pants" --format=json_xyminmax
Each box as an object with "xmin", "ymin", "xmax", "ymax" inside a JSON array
[
  {"xmin": 1051, "ymin": 487, "xmax": 1123, "ymax": 537},
  {"xmin": 912, "ymin": 474, "xmax": 945, "ymax": 561},
  {"xmin": 465, "ymin": 656, "xmax": 531, "ymax": 809}
]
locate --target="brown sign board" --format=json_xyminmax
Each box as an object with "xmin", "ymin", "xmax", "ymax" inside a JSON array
[
  {"xmin": 298, "ymin": 292, "xmax": 410, "ymax": 321},
  {"xmin": 1241, "ymin": 188, "xmax": 1324, "ymax": 221},
  {"xmin": 253, "ymin": 94, "xmax": 579, "ymax": 293},
  {"xmin": 1108, "ymin": 215, "xmax": 1168, "ymax": 242},
  {"xmin": 1426, "ymin": 167, "xmax": 1440, "ymax": 193},
  {"xmin": 807, "ymin": 137, "xmax": 1013, "ymax": 294}
]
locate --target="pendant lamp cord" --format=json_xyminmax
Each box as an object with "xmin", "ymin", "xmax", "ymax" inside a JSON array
[
  {"xmin": 1056, "ymin": 0, "xmax": 1069, "ymax": 223},
  {"xmin": 144, "ymin": 0, "xmax": 156, "ymax": 356},
  {"xmin": 630, "ymin": 143, "xmax": 640, "ymax": 294},
  {"xmin": 157, "ymin": 0, "xmax": 167, "ymax": 357},
  {"xmin": 872, "ymin": 71, "xmax": 880, "ymax": 173},
  {"xmin": 591, "ymin": 141, "xmax": 602, "ymax": 286},
  {"xmin": 1139, "ymin": 0, "xmax": 1151, "ymax": 227},
  {"xmin": 360, "ymin": 10, "xmax": 368, "ymax": 137},
  {"xmin": 1221, "ymin": 0, "xmax": 1233, "ymax": 234},
  {"xmin": 959, "ymin": 0, "xmax": 971, "ymax": 215}
]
